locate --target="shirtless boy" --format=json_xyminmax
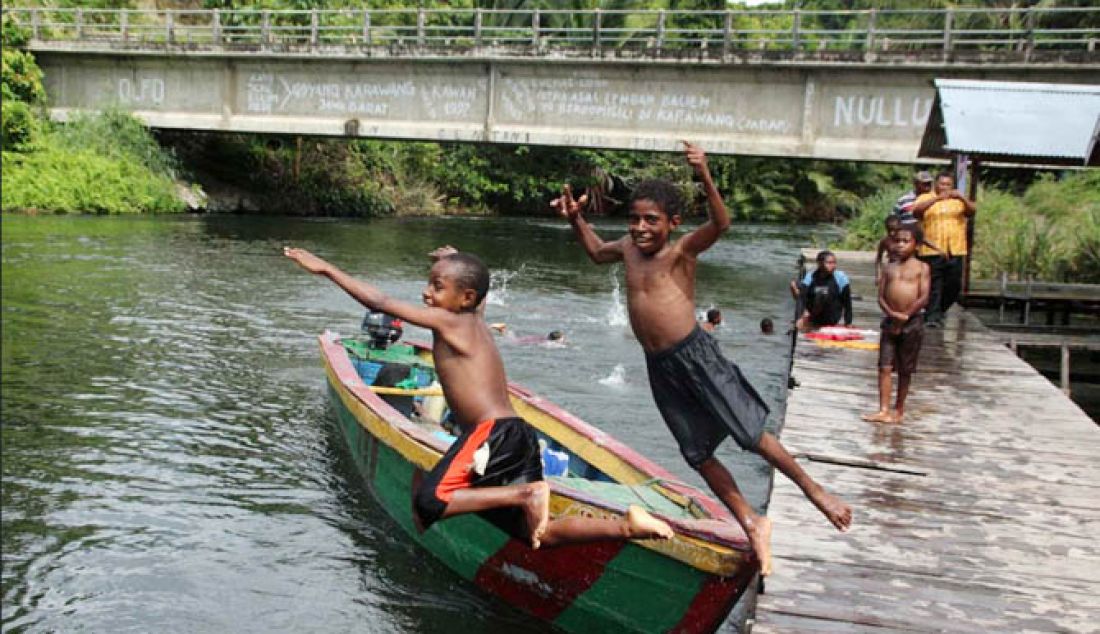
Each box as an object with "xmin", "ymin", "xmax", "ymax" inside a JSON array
[
  {"xmin": 284, "ymin": 247, "xmax": 673, "ymax": 548},
  {"xmin": 554, "ymin": 142, "xmax": 851, "ymax": 575},
  {"xmin": 862, "ymin": 226, "xmax": 931, "ymax": 424}
]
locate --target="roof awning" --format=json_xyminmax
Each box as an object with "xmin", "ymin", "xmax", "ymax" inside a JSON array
[{"xmin": 919, "ymin": 79, "xmax": 1100, "ymax": 167}]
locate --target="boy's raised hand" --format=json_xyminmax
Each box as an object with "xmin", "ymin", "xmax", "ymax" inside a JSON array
[
  {"xmin": 284, "ymin": 246, "xmax": 331, "ymax": 274},
  {"xmin": 551, "ymin": 184, "xmax": 588, "ymax": 221},
  {"xmin": 683, "ymin": 140, "xmax": 708, "ymax": 175}
]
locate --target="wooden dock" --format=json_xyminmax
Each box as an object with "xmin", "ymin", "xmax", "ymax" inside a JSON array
[{"xmin": 752, "ymin": 251, "xmax": 1100, "ymax": 633}]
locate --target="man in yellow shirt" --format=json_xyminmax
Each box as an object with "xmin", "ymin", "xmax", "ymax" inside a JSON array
[{"xmin": 911, "ymin": 172, "xmax": 977, "ymax": 328}]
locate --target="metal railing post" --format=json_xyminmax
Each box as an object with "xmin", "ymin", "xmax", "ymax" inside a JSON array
[
  {"xmin": 474, "ymin": 8, "xmax": 482, "ymax": 46},
  {"xmin": 656, "ymin": 10, "xmax": 666, "ymax": 52},
  {"xmin": 75, "ymin": 8, "xmax": 84, "ymax": 39},
  {"xmin": 212, "ymin": 9, "xmax": 221, "ymax": 45},
  {"xmin": 532, "ymin": 8, "xmax": 540, "ymax": 47},
  {"xmin": 310, "ymin": 9, "xmax": 318, "ymax": 49},
  {"xmin": 592, "ymin": 9, "xmax": 601, "ymax": 54},
  {"xmin": 261, "ymin": 10, "xmax": 270, "ymax": 49},
  {"xmin": 121, "ymin": 10, "xmax": 129, "ymax": 43},
  {"xmin": 943, "ymin": 8, "xmax": 954, "ymax": 52},
  {"xmin": 723, "ymin": 11, "xmax": 732, "ymax": 57},
  {"xmin": 864, "ymin": 8, "xmax": 876, "ymax": 52},
  {"xmin": 792, "ymin": 9, "xmax": 801, "ymax": 50},
  {"xmin": 417, "ymin": 7, "xmax": 425, "ymax": 46},
  {"xmin": 166, "ymin": 10, "xmax": 174, "ymax": 43},
  {"xmin": 362, "ymin": 10, "xmax": 371, "ymax": 46}
]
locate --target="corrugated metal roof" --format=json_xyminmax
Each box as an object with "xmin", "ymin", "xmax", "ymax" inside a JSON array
[{"xmin": 919, "ymin": 79, "xmax": 1100, "ymax": 166}]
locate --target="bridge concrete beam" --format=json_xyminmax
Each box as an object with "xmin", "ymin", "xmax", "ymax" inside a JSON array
[{"xmin": 35, "ymin": 51, "xmax": 1100, "ymax": 163}]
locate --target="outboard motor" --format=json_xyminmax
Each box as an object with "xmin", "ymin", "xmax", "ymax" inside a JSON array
[{"xmin": 361, "ymin": 310, "xmax": 403, "ymax": 349}]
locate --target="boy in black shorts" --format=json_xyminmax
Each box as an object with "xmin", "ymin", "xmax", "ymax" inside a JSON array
[
  {"xmin": 862, "ymin": 226, "xmax": 931, "ymax": 424},
  {"xmin": 555, "ymin": 141, "xmax": 852, "ymax": 576},
  {"xmin": 284, "ymin": 247, "xmax": 672, "ymax": 548}
]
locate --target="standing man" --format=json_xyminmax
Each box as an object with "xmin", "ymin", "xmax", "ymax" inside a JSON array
[
  {"xmin": 893, "ymin": 170, "xmax": 934, "ymax": 221},
  {"xmin": 911, "ymin": 172, "xmax": 976, "ymax": 329}
]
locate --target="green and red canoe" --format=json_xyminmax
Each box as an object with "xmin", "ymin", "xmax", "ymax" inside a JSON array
[{"xmin": 320, "ymin": 330, "xmax": 757, "ymax": 633}]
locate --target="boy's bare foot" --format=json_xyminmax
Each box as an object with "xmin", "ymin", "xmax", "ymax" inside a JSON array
[
  {"xmin": 745, "ymin": 515, "xmax": 773, "ymax": 576},
  {"xmin": 523, "ymin": 481, "xmax": 550, "ymax": 549},
  {"xmin": 861, "ymin": 410, "xmax": 895, "ymax": 424},
  {"xmin": 624, "ymin": 505, "xmax": 674, "ymax": 540},
  {"xmin": 808, "ymin": 487, "xmax": 852, "ymax": 532}
]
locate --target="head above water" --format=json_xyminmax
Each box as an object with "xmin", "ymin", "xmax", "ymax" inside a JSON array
[
  {"xmin": 424, "ymin": 253, "xmax": 490, "ymax": 313},
  {"xmin": 760, "ymin": 318, "xmax": 774, "ymax": 335},
  {"xmin": 547, "ymin": 330, "xmax": 564, "ymax": 341},
  {"xmin": 706, "ymin": 308, "xmax": 722, "ymax": 325}
]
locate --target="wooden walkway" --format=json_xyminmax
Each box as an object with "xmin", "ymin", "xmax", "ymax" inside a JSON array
[{"xmin": 752, "ymin": 251, "xmax": 1100, "ymax": 633}]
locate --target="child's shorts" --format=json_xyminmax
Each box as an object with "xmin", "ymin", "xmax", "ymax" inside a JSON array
[
  {"xmin": 645, "ymin": 326, "xmax": 769, "ymax": 468},
  {"xmin": 879, "ymin": 314, "xmax": 924, "ymax": 374},
  {"xmin": 414, "ymin": 416, "xmax": 544, "ymax": 540}
]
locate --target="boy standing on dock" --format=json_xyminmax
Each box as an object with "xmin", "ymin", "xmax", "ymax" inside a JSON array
[
  {"xmin": 555, "ymin": 141, "xmax": 851, "ymax": 576},
  {"xmin": 284, "ymin": 247, "xmax": 673, "ymax": 549},
  {"xmin": 862, "ymin": 225, "xmax": 931, "ymax": 424}
]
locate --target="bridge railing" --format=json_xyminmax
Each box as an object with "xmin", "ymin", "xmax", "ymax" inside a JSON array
[{"xmin": 4, "ymin": 6, "xmax": 1098, "ymax": 59}]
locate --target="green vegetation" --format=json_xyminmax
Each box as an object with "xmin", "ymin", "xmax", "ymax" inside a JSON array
[
  {"xmin": 2, "ymin": 15, "xmax": 185, "ymax": 214},
  {"xmin": 839, "ymin": 171, "xmax": 1100, "ymax": 284}
]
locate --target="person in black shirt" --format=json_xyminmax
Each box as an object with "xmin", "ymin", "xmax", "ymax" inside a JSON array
[{"xmin": 792, "ymin": 250, "xmax": 853, "ymax": 331}]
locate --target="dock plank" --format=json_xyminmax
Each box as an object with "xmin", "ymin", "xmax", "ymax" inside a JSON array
[{"xmin": 752, "ymin": 252, "xmax": 1100, "ymax": 633}]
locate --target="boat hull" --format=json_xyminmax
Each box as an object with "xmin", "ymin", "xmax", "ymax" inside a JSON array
[{"xmin": 328, "ymin": 383, "xmax": 748, "ymax": 633}]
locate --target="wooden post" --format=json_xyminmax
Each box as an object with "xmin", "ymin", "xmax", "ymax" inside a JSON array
[
  {"xmin": 865, "ymin": 9, "xmax": 876, "ymax": 53},
  {"xmin": 166, "ymin": 10, "xmax": 174, "ymax": 44},
  {"xmin": 792, "ymin": 9, "xmax": 801, "ymax": 51},
  {"xmin": 592, "ymin": 9, "xmax": 601, "ymax": 55},
  {"xmin": 1008, "ymin": 337, "xmax": 1017, "ymax": 355},
  {"xmin": 656, "ymin": 10, "xmax": 665, "ymax": 52},
  {"xmin": 532, "ymin": 8, "xmax": 540, "ymax": 47},
  {"xmin": 121, "ymin": 10, "xmax": 129, "ymax": 43},
  {"xmin": 310, "ymin": 10, "xmax": 318, "ymax": 49},
  {"xmin": 417, "ymin": 8, "xmax": 425, "ymax": 46},
  {"xmin": 474, "ymin": 8, "xmax": 482, "ymax": 46},
  {"xmin": 1061, "ymin": 344, "xmax": 1071, "ymax": 396},
  {"xmin": 998, "ymin": 271, "xmax": 1007, "ymax": 323},
  {"xmin": 943, "ymin": 8, "xmax": 954, "ymax": 53},
  {"xmin": 30, "ymin": 9, "xmax": 40, "ymax": 40},
  {"xmin": 212, "ymin": 9, "xmax": 221, "ymax": 45},
  {"xmin": 362, "ymin": 10, "xmax": 371, "ymax": 46},
  {"xmin": 261, "ymin": 11, "xmax": 270, "ymax": 49},
  {"xmin": 963, "ymin": 156, "xmax": 979, "ymax": 296},
  {"xmin": 722, "ymin": 11, "xmax": 732, "ymax": 57},
  {"xmin": 75, "ymin": 8, "xmax": 84, "ymax": 39},
  {"xmin": 1024, "ymin": 7, "xmax": 1036, "ymax": 60},
  {"xmin": 294, "ymin": 136, "xmax": 302, "ymax": 183}
]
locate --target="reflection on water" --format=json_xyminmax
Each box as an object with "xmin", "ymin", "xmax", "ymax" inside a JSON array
[{"xmin": 1, "ymin": 214, "xmax": 841, "ymax": 632}]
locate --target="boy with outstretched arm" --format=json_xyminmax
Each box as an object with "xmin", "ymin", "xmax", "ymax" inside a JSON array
[
  {"xmin": 553, "ymin": 141, "xmax": 851, "ymax": 576},
  {"xmin": 284, "ymin": 247, "xmax": 673, "ymax": 549},
  {"xmin": 862, "ymin": 226, "xmax": 931, "ymax": 424}
]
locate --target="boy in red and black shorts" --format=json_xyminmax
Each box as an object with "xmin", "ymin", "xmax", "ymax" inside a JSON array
[{"xmin": 285, "ymin": 247, "xmax": 673, "ymax": 548}]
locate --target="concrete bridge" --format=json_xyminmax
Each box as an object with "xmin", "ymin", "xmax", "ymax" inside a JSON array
[{"xmin": 9, "ymin": 7, "xmax": 1100, "ymax": 162}]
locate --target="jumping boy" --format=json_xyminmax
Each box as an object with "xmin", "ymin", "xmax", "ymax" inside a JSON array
[
  {"xmin": 862, "ymin": 226, "xmax": 931, "ymax": 424},
  {"xmin": 553, "ymin": 141, "xmax": 851, "ymax": 575},
  {"xmin": 284, "ymin": 247, "xmax": 673, "ymax": 549}
]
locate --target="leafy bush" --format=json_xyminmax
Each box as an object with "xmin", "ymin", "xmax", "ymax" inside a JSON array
[
  {"xmin": 1, "ymin": 99, "xmax": 40, "ymax": 150},
  {"xmin": 1, "ymin": 49, "xmax": 45, "ymax": 105},
  {"xmin": 838, "ymin": 187, "xmax": 907, "ymax": 250}
]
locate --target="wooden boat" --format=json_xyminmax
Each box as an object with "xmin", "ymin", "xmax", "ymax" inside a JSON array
[{"xmin": 320, "ymin": 330, "xmax": 758, "ymax": 633}]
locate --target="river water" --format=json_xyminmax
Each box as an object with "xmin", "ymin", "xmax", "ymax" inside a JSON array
[{"xmin": 1, "ymin": 214, "xmax": 841, "ymax": 632}]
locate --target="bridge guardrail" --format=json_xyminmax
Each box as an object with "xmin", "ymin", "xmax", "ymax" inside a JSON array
[{"xmin": 3, "ymin": 6, "xmax": 1098, "ymax": 61}]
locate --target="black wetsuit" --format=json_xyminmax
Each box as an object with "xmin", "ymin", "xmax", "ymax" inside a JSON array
[{"xmin": 798, "ymin": 270, "xmax": 853, "ymax": 327}]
